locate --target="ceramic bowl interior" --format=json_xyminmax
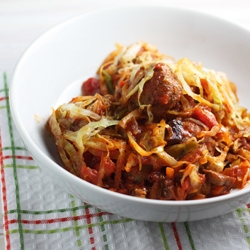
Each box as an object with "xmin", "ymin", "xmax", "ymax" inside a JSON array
[{"xmin": 10, "ymin": 4, "xmax": 250, "ymax": 222}]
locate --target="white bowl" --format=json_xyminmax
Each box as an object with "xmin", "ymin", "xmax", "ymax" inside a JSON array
[{"xmin": 10, "ymin": 4, "xmax": 250, "ymax": 222}]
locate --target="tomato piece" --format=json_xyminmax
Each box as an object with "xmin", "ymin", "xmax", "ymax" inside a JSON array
[
  {"xmin": 223, "ymin": 162, "xmax": 250, "ymax": 188},
  {"xmin": 80, "ymin": 166, "xmax": 98, "ymax": 185},
  {"xmin": 119, "ymin": 80, "xmax": 126, "ymax": 88},
  {"xmin": 101, "ymin": 156, "xmax": 115, "ymax": 177},
  {"xmin": 82, "ymin": 77, "xmax": 101, "ymax": 95},
  {"xmin": 192, "ymin": 106, "xmax": 218, "ymax": 129},
  {"xmin": 182, "ymin": 177, "xmax": 191, "ymax": 191},
  {"xmin": 210, "ymin": 185, "xmax": 230, "ymax": 196}
]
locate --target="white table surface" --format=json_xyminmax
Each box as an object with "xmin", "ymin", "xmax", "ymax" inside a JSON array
[{"xmin": 0, "ymin": 1, "xmax": 250, "ymax": 249}]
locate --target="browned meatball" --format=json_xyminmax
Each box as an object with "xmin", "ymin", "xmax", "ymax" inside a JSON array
[{"xmin": 140, "ymin": 63, "xmax": 183, "ymax": 118}]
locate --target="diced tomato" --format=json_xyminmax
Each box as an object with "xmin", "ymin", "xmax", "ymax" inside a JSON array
[
  {"xmin": 119, "ymin": 80, "xmax": 126, "ymax": 88},
  {"xmin": 192, "ymin": 106, "xmax": 218, "ymax": 129},
  {"xmin": 182, "ymin": 177, "xmax": 191, "ymax": 191},
  {"xmin": 223, "ymin": 162, "xmax": 250, "ymax": 188},
  {"xmin": 100, "ymin": 156, "xmax": 115, "ymax": 177},
  {"xmin": 210, "ymin": 185, "xmax": 230, "ymax": 196},
  {"xmin": 81, "ymin": 77, "xmax": 101, "ymax": 95},
  {"xmin": 80, "ymin": 166, "xmax": 98, "ymax": 185}
]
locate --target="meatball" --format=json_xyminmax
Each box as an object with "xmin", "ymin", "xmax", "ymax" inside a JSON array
[{"xmin": 140, "ymin": 63, "xmax": 183, "ymax": 118}]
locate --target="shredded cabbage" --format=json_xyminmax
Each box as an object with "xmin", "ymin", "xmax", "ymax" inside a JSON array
[
  {"xmin": 65, "ymin": 117, "xmax": 119, "ymax": 155},
  {"xmin": 48, "ymin": 41, "xmax": 250, "ymax": 201}
]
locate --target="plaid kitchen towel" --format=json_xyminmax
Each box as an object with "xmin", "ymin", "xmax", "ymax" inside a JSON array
[{"xmin": 1, "ymin": 72, "xmax": 250, "ymax": 250}]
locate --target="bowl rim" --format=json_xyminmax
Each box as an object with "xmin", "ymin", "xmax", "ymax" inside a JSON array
[{"xmin": 9, "ymin": 3, "xmax": 250, "ymax": 207}]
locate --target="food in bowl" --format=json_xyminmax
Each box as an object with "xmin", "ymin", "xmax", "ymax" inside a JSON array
[{"xmin": 47, "ymin": 41, "xmax": 250, "ymax": 200}]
